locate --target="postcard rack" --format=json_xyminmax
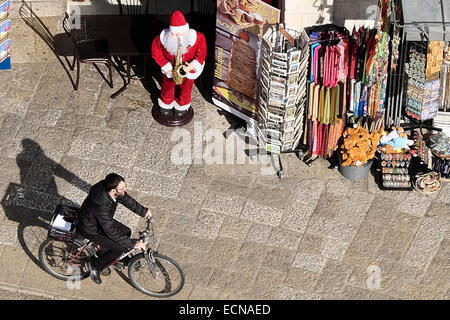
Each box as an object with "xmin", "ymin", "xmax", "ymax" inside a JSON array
[{"xmin": 255, "ymin": 25, "xmax": 309, "ymax": 178}]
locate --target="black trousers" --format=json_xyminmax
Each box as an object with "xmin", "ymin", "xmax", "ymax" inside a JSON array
[{"xmin": 88, "ymin": 220, "xmax": 132, "ymax": 271}]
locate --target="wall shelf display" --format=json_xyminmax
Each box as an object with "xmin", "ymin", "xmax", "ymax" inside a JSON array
[{"xmin": 405, "ymin": 42, "xmax": 443, "ymax": 121}]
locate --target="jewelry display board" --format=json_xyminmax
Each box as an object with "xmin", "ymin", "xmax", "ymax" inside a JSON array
[{"xmin": 380, "ymin": 151, "xmax": 413, "ymax": 190}]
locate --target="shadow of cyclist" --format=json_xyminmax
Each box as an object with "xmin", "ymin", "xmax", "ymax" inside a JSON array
[{"xmin": 1, "ymin": 139, "xmax": 91, "ymax": 269}]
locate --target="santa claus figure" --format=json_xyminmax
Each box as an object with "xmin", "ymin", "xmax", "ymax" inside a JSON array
[{"xmin": 152, "ymin": 11, "xmax": 207, "ymax": 118}]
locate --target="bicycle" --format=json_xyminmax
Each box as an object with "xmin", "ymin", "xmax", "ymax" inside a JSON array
[{"xmin": 38, "ymin": 204, "xmax": 185, "ymax": 298}]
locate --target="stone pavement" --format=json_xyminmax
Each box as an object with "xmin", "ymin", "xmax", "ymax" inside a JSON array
[{"xmin": 0, "ymin": 62, "xmax": 449, "ymax": 300}]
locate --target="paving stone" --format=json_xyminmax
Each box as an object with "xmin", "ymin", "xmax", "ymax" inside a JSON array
[
  {"xmin": 285, "ymin": 267, "xmax": 320, "ymax": 292},
  {"xmin": 314, "ymin": 260, "xmax": 353, "ymax": 296},
  {"xmin": 191, "ymin": 210, "xmax": 225, "ymax": 240},
  {"xmin": 0, "ymin": 221, "xmax": 20, "ymax": 246},
  {"xmin": 404, "ymin": 218, "xmax": 449, "ymax": 266},
  {"xmin": 422, "ymin": 256, "xmax": 450, "ymax": 287},
  {"xmin": 348, "ymin": 223, "xmax": 387, "ymax": 257},
  {"xmin": 182, "ymin": 264, "xmax": 214, "ymax": 287},
  {"xmin": 177, "ymin": 178, "xmax": 210, "ymax": 204},
  {"xmin": 266, "ymin": 228, "xmax": 302, "ymax": 251},
  {"xmin": 162, "ymin": 211, "xmax": 196, "ymax": 236},
  {"xmin": 134, "ymin": 172, "xmax": 183, "ymax": 199},
  {"xmin": 188, "ymin": 286, "xmax": 221, "ymax": 300},
  {"xmin": 244, "ymin": 223, "xmax": 272, "ymax": 244},
  {"xmin": 277, "ymin": 286, "xmax": 321, "ymax": 300},
  {"xmin": 250, "ymin": 268, "xmax": 288, "ymax": 300},
  {"xmin": 0, "ymin": 246, "xmax": 28, "ymax": 286},
  {"xmin": 306, "ymin": 215, "xmax": 359, "ymax": 243},
  {"xmin": 264, "ymin": 248, "xmax": 297, "ymax": 273},
  {"xmin": 0, "ymin": 113, "xmax": 22, "ymax": 142},
  {"xmin": 312, "ymin": 193, "xmax": 344, "ymax": 220},
  {"xmin": 138, "ymin": 194, "xmax": 201, "ymax": 219},
  {"xmin": 347, "ymin": 264, "xmax": 377, "ymax": 290},
  {"xmin": 117, "ymin": 109, "xmax": 153, "ymax": 145},
  {"xmin": 364, "ymin": 195, "xmax": 400, "ymax": 226},
  {"xmin": 19, "ymin": 258, "xmax": 52, "ymax": 293},
  {"xmin": 230, "ymin": 242, "xmax": 269, "ymax": 274},
  {"xmin": 334, "ymin": 191, "xmax": 374, "ymax": 227},
  {"xmin": 393, "ymin": 211, "xmax": 423, "ymax": 232},
  {"xmin": 207, "ymin": 237, "xmax": 242, "ymax": 269},
  {"xmin": 218, "ymin": 216, "xmax": 252, "ymax": 241},
  {"xmin": 298, "ymin": 233, "xmax": 326, "ymax": 255},
  {"xmin": 292, "ymin": 251, "xmax": 328, "ymax": 273},
  {"xmin": 341, "ymin": 286, "xmax": 371, "ymax": 300},
  {"xmin": 201, "ymin": 191, "xmax": 246, "ymax": 217},
  {"xmin": 435, "ymin": 183, "xmax": 450, "ymax": 205},
  {"xmin": 426, "ymin": 201, "xmax": 450, "ymax": 222},
  {"xmin": 246, "ymin": 184, "xmax": 293, "ymax": 210},
  {"xmin": 377, "ymin": 227, "xmax": 415, "ymax": 262},
  {"xmin": 281, "ymin": 205, "xmax": 315, "ymax": 234},
  {"xmin": 325, "ymin": 178, "xmax": 353, "ymax": 196},
  {"xmin": 240, "ymin": 200, "xmax": 284, "ymax": 227},
  {"xmin": 321, "ymin": 239, "xmax": 349, "ymax": 261},
  {"xmin": 399, "ymin": 192, "xmax": 434, "ymax": 217},
  {"xmin": 207, "ymin": 268, "xmax": 257, "ymax": 292}
]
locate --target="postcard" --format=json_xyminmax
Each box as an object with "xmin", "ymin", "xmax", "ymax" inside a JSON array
[
  {"xmin": 289, "ymin": 50, "xmax": 302, "ymax": 64},
  {"xmin": 288, "ymin": 63, "xmax": 300, "ymax": 74},
  {"xmin": 272, "ymin": 58, "xmax": 288, "ymax": 69}
]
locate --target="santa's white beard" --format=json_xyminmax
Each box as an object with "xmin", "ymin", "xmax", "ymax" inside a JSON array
[{"xmin": 163, "ymin": 33, "xmax": 190, "ymax": 56}]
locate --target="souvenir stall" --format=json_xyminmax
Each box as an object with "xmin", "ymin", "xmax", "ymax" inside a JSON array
[{"xmin": 378, "ymin": 0, "xmax": 450, "ymax": 192}]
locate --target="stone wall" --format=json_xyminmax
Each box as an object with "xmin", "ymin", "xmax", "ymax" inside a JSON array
[{"xmin": 283, "ymin": 0, "xmax": 379, "ymax": 31}]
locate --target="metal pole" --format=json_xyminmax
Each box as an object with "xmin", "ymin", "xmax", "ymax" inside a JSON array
[{"xmin": 396, "ymin": 31, "xmax": 408, "ymax": 127}]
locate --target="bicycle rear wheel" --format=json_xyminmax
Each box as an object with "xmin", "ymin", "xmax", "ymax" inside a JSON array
[
  {"xmin": 128, "ymin": 252, "xmax": 185, "ymax": 298},
  {"xmin": 38, "ymin": 238, "xmax": 90, "ymax": 281}
]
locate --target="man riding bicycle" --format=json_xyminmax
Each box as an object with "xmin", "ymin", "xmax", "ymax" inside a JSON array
[{"xmin": 78, "ymin": 173, "xmax": 152, "ymax": 284}]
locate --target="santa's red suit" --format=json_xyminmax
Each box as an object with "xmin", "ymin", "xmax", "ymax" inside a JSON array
[{"xmin": 151, "ymin": 11, "xmax": 207, "ymax": 112}]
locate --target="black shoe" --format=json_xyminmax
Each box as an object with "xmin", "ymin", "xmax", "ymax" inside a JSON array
[
  {"xmin": 159, "ymin": 107, "xmax": 173, "ymax": 117},
  {"xmin": 86, "ymin": 261, "xmax": 102, "ymax": 285},
  {"xmin": 174, "ymin": 109, "xmax": 187, "ymax": 118}
]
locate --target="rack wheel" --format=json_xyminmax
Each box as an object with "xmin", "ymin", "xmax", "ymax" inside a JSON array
[{"xmin": 277, "ymin": 170, "xmax": 284, "ymax": 179}]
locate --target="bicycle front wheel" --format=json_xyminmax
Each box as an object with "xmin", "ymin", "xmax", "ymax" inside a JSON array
[
  {"xmin": 128, "ymin": 252, "xmax": 185, "ymax": 298},
  {"xmin": 38, "ymin": 238, "xmax": 90, "ymax": 281}
]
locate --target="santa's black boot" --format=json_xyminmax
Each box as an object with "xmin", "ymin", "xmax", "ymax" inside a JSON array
[
  {"xmin": 160, "ymin": 107, "xmax": 173, "ymax": 117},
  {"xmin": 174, "ymin": 109, "xmax": 187, "ymax": 118}
]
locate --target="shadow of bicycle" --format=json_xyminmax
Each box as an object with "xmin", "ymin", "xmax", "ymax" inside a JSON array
[{"xmin": 1, "ymin": 139, "xmax": 90, "ymax": 270}]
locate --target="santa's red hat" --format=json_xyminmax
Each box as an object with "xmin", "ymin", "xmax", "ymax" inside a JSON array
[{"xmin": 169, "ymin": 11, "xmax": 189, "ymax": 34}]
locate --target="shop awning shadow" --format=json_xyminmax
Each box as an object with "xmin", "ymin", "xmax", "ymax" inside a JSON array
[{"xmin": 1, "ymin": 139, "xmax": 91, "ymax": 270}]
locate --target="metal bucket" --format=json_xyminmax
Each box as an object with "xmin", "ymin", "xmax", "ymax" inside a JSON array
[{"xmin": 339, "ymin": 158, "xmax": 373, "ymax": 181}]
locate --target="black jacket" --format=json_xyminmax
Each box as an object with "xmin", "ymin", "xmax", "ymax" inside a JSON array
[{"xmin": 78, "ymin": 180, "xmax": 148, "ymax": 250}]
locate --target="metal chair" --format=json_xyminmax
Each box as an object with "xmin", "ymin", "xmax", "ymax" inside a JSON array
[{"xmin": 62, "ymin": 13, "xmax": 114, "ymax": 90}]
